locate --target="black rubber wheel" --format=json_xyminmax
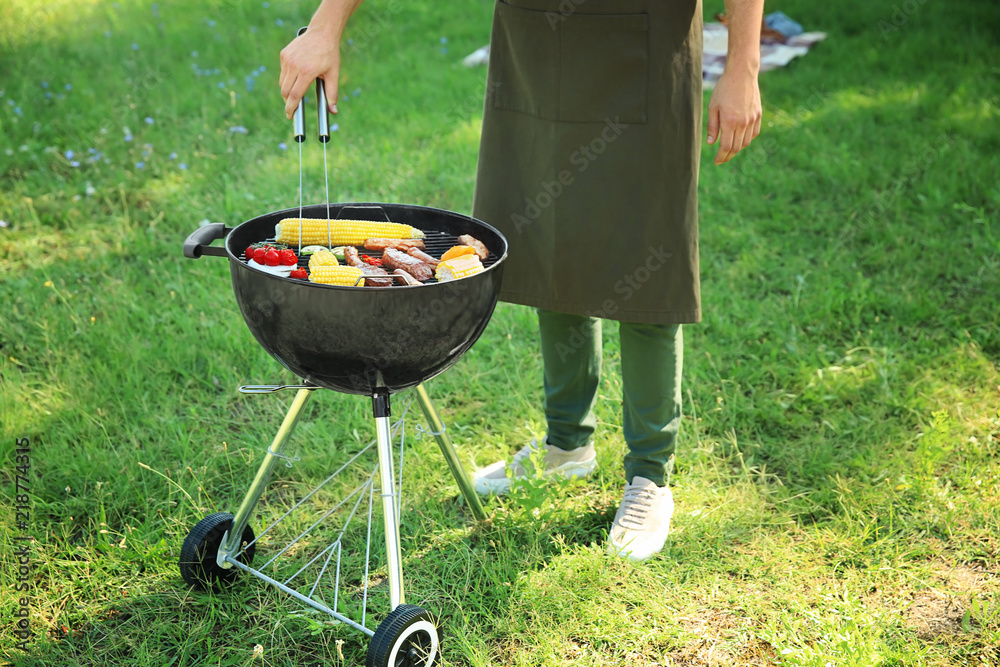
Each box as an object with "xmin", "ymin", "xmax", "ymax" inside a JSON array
[
  {"xmin": 366, "ymin": 604, "xmax": 440, "ymax": 667},
  {"xmin": 179, "ymin": 512, "xmax": 256, "ymax": 591}
]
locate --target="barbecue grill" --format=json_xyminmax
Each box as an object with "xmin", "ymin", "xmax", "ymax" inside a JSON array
[{"xmin": 178, "ymin": 51, "xmax": 506, "ymax": 666}]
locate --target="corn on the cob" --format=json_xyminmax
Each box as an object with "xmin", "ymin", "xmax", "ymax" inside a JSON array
[
  {"xmin": 308, "ymin": 265, "xmax": 365, "ymax": 286},
  {"xmin": 307, "ymin": 248, "xmax": 339, "ymax": 271},
  {"xmin": 275, "ymin": 218, "xmax": 424, "ymax": 246},
  {"xmin": 439, "ymin": 245, "xmax": 477, "ymax": 262},
  {"xmin": 435, "ymin": 255, "xmax": 484, "ymax": 282}
]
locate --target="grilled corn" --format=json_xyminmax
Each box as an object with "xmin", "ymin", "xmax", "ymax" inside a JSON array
[
  {"xmin": 275, "ymin": 218, "xmax": 424, "ymax": 246},
  {"xmin": 307, "ymin": 248, "xmax": 339, "ymax": 271},
  {"xmin": 435, "ymin": 255, "xmax": 484, "ymax": 282},
  {"xmin": 308, "ymin": 265, "xmax": 365, "ymax": 286}
]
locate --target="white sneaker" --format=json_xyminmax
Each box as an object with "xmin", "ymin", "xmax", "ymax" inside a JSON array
[
  {"xmin": 606, "ymin": 476, "xmax": 674, "ymax": 562},
  {"xmin": 472, "ymin": 439, "xmax": 597, "ymax": 496}
]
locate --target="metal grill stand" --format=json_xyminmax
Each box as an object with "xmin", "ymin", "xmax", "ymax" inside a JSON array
[{"xmin": 178, "ymin": 383, "xmax": 482, "ymax": 667}]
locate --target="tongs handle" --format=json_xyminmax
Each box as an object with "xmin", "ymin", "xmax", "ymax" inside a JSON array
[{"xmin": 292, "ymin": 26, "xmax": 331, "ymax": 143}]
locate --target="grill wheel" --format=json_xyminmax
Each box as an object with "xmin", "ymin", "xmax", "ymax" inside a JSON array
[{"xmin": 179, "ymin": 512, "xmax": 256, "ymax": 591}]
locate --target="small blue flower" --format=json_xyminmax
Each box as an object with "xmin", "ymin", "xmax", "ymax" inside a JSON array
[
  {"xmin": 218, "ymin": 82, "xmax": 225, "ymax": 89},
  {"xmin": 57, "ymin": 94, "xmax": 64, "ymax": 100},
  {"xmin": 45, "ymin": 92, "xmax": 52, "ymax": 99},
  {"xmin": 178, "ymin": 163, "xmax": 188, "ymax": 170},
  {"xmin": 145, "ymin": 116, "xmax": 154, "ymax": 124},
  {"xmin": 278, "ymin": 142, "xmax": 287, "ymax": 150},
  {"xmin": 132, "ymin": 43, "xmax": 139, "ymax": 51},
  {"xmin": 250, "ymin": 26, "xmax": 258, "ymax": 34},
  {"xmin": 124, "ymin": 134, "xmax": 133, "ymax": 142},
  {"xmin": 88, "ymin": 148, "xmax": 97, "ymax": 154},
  {"xmin": 229, "ymin": 126, "xmax": 248, "ymax": 134},
  {"xmin": 136, "ymin": 161, "xmax": 145, "ymax": 169},
  {"xmin": 262, "ymin": 1, "xmax": 269, "ymax": 7},
  {"xmin": 65, "ymin": 83, "xmax": 72, "ymax": 90},
  {"xmin": 353, "ymin": 88, "xmax": 361, "ymax": 97},
  {"xmin": 41, "ymin": 81, "xmax": 49, "ymax": 89},
  {"xmin": 252, "ymin": 70, "xmax": 260, "ymax": 78},
  {"xmin": 105, "ymin": 30, "xmax": 111, "ymax": 38},
  {"xmin": 191, "ymin": 51, "xmax": 198, "ymax": 58},
  {"xmin": 70, "ymin": 160, "xmax": 80, "ymax": 167},
  {"xmin": 213, "ymin": 69, "xmax": 221, "ymax": 75},
  {"xmin": 331, "ymin": 123, "xmax": 339, "ymax": 132},
  {"xmin": 275, "ymin": 18, "xmax": 283, "ymax": 26},
  {"xmin": 14, "ymin": 107, "xmax": 22, "ymax": 115},
  {"xmin": 440, "ymin": 37, "xmax": 448, "ymax": 44},
  {"xmin": 441, "ymin": 47, "xmax": 447, "ymax": 54},
  {"xmin": 347, "ymin": 38, "xmax": 354, "ymax": 46},
  {"xmin": 65, "ymin": 150, "xmax": 74, "ymax": 159},
  {"xmin": 208, "ymin": 19, "xmax": 216, "ymax": 27},
  {"xmin": 169, "ymin": 152, "xmax": 178, "ymax": 160},
  {"xmin": 259, "ymin": 65, "xmax": 266, "ymax": 72}
]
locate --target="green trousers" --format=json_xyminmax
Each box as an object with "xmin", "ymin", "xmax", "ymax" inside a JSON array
[{"xmin": 537, "ymin": 309, "xmax": 683, "ymax": 487}]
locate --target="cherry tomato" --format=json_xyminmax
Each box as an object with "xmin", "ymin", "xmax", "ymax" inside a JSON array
[
  {"xmin": 264, "ymin": 249, "xmax": 280, "ymax": 266},
  {"xmin": 279, "ymin": 248, "xmax": 298, "ymax": 266},
  {"xmin": 252, "ymin": 247, "xmax": 267, "ymax": 263},
  {"xmin": 290, "ymin": 267, "xmax": 308, "ymax": 280},
  {"xmin": 246, "ymin": 245, "xmax": 256, "ymax": 260}
]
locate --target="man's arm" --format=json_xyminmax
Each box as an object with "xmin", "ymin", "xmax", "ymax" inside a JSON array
[
  {"xmin": 279, "ymin": 0, "xmax": 365, "ymax": 119},
  {"xmin": 706, "ymin": 0, "xmax": 764, "ymax": 165}
]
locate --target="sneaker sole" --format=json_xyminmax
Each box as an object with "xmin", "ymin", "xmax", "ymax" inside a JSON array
[{"xmin": 473, "ymin": 457, "xmax": 597, "ymax": 496}]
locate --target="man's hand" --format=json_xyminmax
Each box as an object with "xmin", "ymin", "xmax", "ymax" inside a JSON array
[
  {"xmin": 278, "ymin": 0, "xmax": 364, "ymax": 119},
  {"xmin": 706, "ymin": 0, "xmax": 764, "ymax": 164},
  {"xmin": 706, "ymin": 68, "xmax": 762, "ymax": 165},
  {"xmin": 279, "ymin": 26, "xmax": 341, "ymax": 119}
]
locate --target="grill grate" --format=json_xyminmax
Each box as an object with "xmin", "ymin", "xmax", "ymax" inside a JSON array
[{"xmin": 249, "ymin": 228, "xmax": 497, "ymax": 285}]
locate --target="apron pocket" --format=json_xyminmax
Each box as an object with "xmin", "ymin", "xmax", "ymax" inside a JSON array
[{"xmin": 492, "ymin": 1, "xmax": 649, "ymax": 124}]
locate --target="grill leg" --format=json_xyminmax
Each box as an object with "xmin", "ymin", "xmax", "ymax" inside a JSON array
[
  {"xmin": 414, "ymin": 383, "xmax": 488, "ymax": 522},
  {"xmin": 373, "ymin": 390, "xmax": 405, "ymax": 610},
  {"xmin": 217, "ymin": 387, "xmax": 313, "ymax": 569}
]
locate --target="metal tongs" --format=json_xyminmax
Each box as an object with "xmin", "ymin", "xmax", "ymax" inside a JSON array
[{"xmin": 292, "ymin": 26, "xmax": 331, "ymax": 143}]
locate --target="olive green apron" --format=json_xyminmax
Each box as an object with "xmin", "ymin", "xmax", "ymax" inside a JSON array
[{"xmin": 472, "ymin": 0, "xmax": 703, "ymax": 324}]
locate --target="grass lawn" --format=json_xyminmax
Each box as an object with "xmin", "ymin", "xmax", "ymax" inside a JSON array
[{"xmin": 2, "ymin": 0, "xmax": 999, "ymax": 665}]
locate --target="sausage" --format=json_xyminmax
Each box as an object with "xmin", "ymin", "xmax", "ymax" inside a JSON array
[
  {"xmin": 343, "ymin": 247, "xmax": 363, "ymax": 267},
  {"xmin": 406, "ymin": 247, "xmax": 440, "ymax": 268},
  {"xmin": 363, "ymin": 238, "xmax": 426, "ymax": 252},
  {"xmin": 343, "ymin": 247, "xmax": 392, "ymax": 286},
  {"xmin": 458, "ymin": 234, "xmax": 489, "ymax": 261},
  {"xmin": 393, "ymin": 269, "xmax": 421, "ymax": 286},
  {"xmin": 381, "ymin": 248, "xmax": 433, "ymax": 281}
]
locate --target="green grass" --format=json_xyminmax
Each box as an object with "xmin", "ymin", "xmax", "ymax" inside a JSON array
[{"xmin": 2, "ymin": 0, "xmax": 999, "ymax": 664}]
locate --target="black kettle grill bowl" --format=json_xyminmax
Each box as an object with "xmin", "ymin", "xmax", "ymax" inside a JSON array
[{"xmin": 218, "ymin": 203, "xmax": 507, "ymax": 395}]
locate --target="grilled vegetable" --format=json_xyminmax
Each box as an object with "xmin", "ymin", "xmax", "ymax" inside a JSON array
[
  {"xmin": 308, "ymin": 249, "xmax": 339, "ymax": 271},
  {"xmin": 264, "ymin": 249, "xmax": 280, "ymax": 266},
  {"xmin": 290, "ymin": 267, "xmax": 308, "ymax": 280},
  {"xmin": 308, "ymin": 265, "xmax": 365, "ymax": 286},
  {"xmin": 436, "ymin": 255, "xmax": 484, "ymax": 282},
  {"xmin": 279, "ymin": 249, "xmax": 298, "ymax": 266},
  {"xmin": 439, "ymin": 245, "xmax": 477, "ymax": 262},
  {"xmin": 275, "ymin": 219, "xmax": 425, "ymax": 246},
  {"xmin": 299, "ymin": 245, "xmax": 326, "ymax": 255},
  {"xmin": 458, "ymin": 234, "xmax": 489, "ymax": 260}
]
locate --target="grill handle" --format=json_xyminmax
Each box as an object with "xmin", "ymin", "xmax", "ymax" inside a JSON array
[{"xmin": 183, "ymin": 222, "xmax": 231, "ymax": 259}]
